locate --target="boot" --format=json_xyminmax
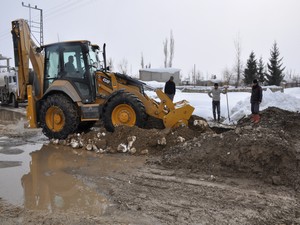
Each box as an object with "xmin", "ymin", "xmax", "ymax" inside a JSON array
[
  {"xmin": 213, "ymin": 114, "xmax": 216, "ymax": 122},
  {"xmin": 253, "ymin": 114, "xmax": 260, "ymax": 124},
  {"xmin": 250, "ymin": 114, "xmax": 255, "ymax": 123},
  {"xmin": 218, "ymin": 115, "xmax": 220, "ymax": 123}
]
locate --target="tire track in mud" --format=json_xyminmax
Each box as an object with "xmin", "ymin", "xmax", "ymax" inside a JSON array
[{"xmin": 112, "ymin": 165, "xmax": 300, "ymax": 225}]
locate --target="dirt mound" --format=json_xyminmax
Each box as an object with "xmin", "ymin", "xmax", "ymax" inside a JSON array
[
  {"xmin": 51, "ymin": 118, "xmax": 212, "ymax": 155},
  {"xmin": 162, "ymin": 107, "xmax": 300, "ymax": 190}
]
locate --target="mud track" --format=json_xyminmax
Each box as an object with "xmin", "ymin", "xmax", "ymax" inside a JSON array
[{"xmin": 0, "ymin": 107, "xmax": 300, "ymax": 224}]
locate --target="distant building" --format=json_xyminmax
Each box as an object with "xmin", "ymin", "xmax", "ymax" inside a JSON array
[
  {"xmin": 139, "ymin": 68, "xmax": 180, "ymax": 85},
  {"xmin": 197, "ymin": 79, "xmax": 223, "ymax": 87}
]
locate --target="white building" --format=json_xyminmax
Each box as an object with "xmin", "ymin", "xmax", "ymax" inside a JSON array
[{"xmin": 139, "ymin": 68, "xmax": 180, "ymax": 85}]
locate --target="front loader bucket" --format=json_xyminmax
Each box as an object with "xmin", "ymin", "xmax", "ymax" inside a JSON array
[
  {"xmin": 154, "ymin": 89, "xmax": 194, "ymax": 128},
  {"xmin": 163, "ymin": 100, "xmax": 194, "ymax": 128}
]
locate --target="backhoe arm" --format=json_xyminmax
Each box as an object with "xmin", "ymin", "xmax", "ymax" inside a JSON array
[{"xmin": 11, "ymin": 19, "xmax": 44, "ymax": 100}]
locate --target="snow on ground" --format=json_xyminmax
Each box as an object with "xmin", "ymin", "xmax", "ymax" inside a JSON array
[
  {"xmin": 284, "ymin": 87, "xmax": 300, "ymax": 99},
  {"xmin": 144, "ymin": 81, "xmax": 300, "ymax": 124}
]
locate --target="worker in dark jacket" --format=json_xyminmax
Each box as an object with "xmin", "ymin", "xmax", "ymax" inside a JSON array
[
  {"xmin": 164, "ymin": 76, "xmax": 176, "ymax": 101},
  {"xmin": 250, "ymin": 79, "xmax": 263, "ymax": 123}
]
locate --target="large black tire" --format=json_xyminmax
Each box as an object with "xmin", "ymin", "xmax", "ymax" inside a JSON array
[
  {"xmin": 103, "ymin": 92, "xmax": 147, "ymax": 132},
  {"xmin": 11, "ymin": 94, "xmax": 18, "ymax": 108},
  {"xmin": 144, "ymin": 115, "xmax": 165, "ymax": 129},
  {"xmin": 40, "ymin": 94, "xmax": 80, "ymax": 139}
]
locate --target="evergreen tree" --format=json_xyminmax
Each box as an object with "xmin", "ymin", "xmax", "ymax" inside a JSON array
[
  {"xmin": 243, "ymin": 51, "xmax": 257, "ymax": 85},
  {"xmin": 266, "ymin": 42, "xmax": 285, "ymax": 85},
  {"xmin": 257, "ymin": 57, "xmax": 266, "ymax": 84}
]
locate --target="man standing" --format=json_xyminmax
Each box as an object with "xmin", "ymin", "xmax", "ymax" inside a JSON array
[
  {"xmin": 164, "ymin": 76, "xmax": 176, "ymax": 101},
  {"xmin": 250, "ymin": 79, "xmax": 263, "ymax": 123},
  {"xmin": 208, "ymin": 83, "xmax": 227, "ymax": 122}
]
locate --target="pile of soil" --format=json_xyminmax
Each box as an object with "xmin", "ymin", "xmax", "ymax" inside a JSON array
[
  {"xmin": 55, "ymin": 117, "xmax": 211, "ymax": 155},
  {"xmin": 52, "ymin": 107, "xmax": 300, "ymax": 189},
  {"xmin": 162, "ymin": 107, "xmax": 300, "ymax": 190}
]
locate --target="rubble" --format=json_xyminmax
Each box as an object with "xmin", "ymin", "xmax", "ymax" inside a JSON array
[
  {"xmin": 162, "ymin": 107, "xmax": 300, "ymax": 190},
  {"xmin": 47, "ymin": 107, "xmax": 300, "ymax": 189},
  {"xmin": 49, "ymin": 118, "xmax": 211, "ymax": 155}
]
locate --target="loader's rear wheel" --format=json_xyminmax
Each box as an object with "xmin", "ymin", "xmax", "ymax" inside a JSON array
[
  {"xmin": 103, "ymin": 92, "xmax": 146, "ymax": 132},
  {"xmin": 40, "ymin": 94, "xmax": 80, "ymax": 139}
]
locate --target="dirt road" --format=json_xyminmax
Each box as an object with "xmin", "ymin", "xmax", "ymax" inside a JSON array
[{"xmin": 0, "ymin": 107, "xmax": 300, "ymax": 224}]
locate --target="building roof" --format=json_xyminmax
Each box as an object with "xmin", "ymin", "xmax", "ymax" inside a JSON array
[{"xmin": 139, "ymin": 68, "xmax": 180, "ymax": 73}]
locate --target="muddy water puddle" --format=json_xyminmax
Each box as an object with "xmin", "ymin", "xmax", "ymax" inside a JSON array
[
  {"xmin": 1, "ymin": 140, "xmax": 144, "ymax": 215},
  {"xmin": 0, "ymin": 137, "xmax": 42, "ymax": 205},
  {"xmin": 19, "ymin": 145, "xmax": 112, "ymax": 214},
  {"xmin": 0, "ymin": 107, "xmax": 145, "ymax": 215},
  {"xmin": 0, "ymin": 141, "xmax": 110, "ymax": 214}
]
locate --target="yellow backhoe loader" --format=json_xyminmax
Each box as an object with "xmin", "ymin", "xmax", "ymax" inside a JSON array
[{"xmin": 11, "ymin": 19, "xmax": 194, "ymax": 139}]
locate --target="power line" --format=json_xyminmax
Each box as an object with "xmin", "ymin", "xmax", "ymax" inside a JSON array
[
  {"xmin": 22, "ymin": 2, "xmax": 44, "ymax": 45},
  {"xmin": 0, "ymin": 0, "xmax": 96, "ymax": 43}
]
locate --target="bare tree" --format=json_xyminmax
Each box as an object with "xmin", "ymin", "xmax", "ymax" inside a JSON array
[
  {"xmin": 163, "ymin": 38, "xmax": 168, "ymax": 68},
  {"xmin": 141, "ymin": 52, "xmax": 144, "ymax": 69},
  {"xmin": 168, "ymin": 30, "xmax": 174, "ymax": 67},
  {"xmin": 234, "ymin": 34, "xmax": 243, "ymax": 87},
  {"xmin": 222, "ymin": 67, "xmax": 234, "ymax": 85},
  {"xmin": 118, "ymin": 58, "xmax": 128, "ymax": 74}
]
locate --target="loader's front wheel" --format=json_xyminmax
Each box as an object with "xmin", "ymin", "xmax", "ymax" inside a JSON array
[
  {"xmin": 40, "ymin": 94, "xmax": 80, "ymax": 139},
  {"xmin": 103, "ymin": 92, "xmax": 146, "ymax": 132}
]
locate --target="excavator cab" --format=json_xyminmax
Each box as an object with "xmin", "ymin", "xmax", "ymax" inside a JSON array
[{"xmin": 43, "ymin": 41, "xmax": 98, "ymax": 103}]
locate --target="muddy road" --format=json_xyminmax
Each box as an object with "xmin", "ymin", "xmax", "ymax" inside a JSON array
[{"xmin": 0, "ymin": 106, "xmax": 300, "ymax": 225}]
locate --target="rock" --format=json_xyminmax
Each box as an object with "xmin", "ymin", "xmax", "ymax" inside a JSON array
[
  {"xmin": 51, "ymin": 139, "xmax": 59, "ymax": 145},
  {"xmin": 117, "ymin": 143, "xmax": 128, "ymax": 153},
  {"xmin": 193, "ymin": 119, "xmax": 208, "ymax": 127},
  {"xmin": 244, "ymin": 125, "xmax": 252, "ymax": 130},
  {"xmin": 140, "ymin": 149, "xmax": 149, "ymax": 155},
  {"xmin": 235, "ymin": 127, "xmax": 242, "ymax": 134},
  {"xmin": 127, "ymin": 136, "xmax": 137, "ymax": 149},
  {"xmin": 70, "ymin": 139, "xmax": 80, "ymax": 149},
  {"xmin": 97, "ymin": 132, "xmax": 106, "ymax": 138},
  {"xmin": 157, "ymin": 137, "xmax": 167, "ymax": 145},
  {"xmin": 177, "ymin": 136, "xmax": 185, "ymax": 143},
  {"xmin": 209, "ymin": 175, "xmax": 216, "ymax": 181},
  {"xmin": 106, "ymin": 147, "xmax": 116, "ymax": 154},
  {"xmin": 271, "ymin": 176, "xmax": 282, "ymax": 185},
  {"xmin": 59, "ymin": 139, "xmax": 67, "ymax": 145},
  {"xmin": 86, "ymin": 143, "xmax": 93, "ymax": 151},
  {"xmin": 129, "ymin": 147, "xmax": 137, "ymax": 154},
  {"xmin": 194, "ymin": 142, "xmax": 201, "ymax": 147},
  {"xmin": 161, "ymin": 128, "xmax": 172, "ymax": 135},
  {"xmin": 96, "ymin": 148, "xmax": 105, "ymax": 154},
  {"xmin": 92, "ymin": 144, "xmax": 98, "ymax": 151},
  {"xmin": 78, "ymin": 139, "xmax": 84, "ymax": 148}
]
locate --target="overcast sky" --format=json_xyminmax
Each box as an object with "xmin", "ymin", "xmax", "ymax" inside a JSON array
[{"xmin": 1, "ymin": 0, "xmax": 300, "ymax": 79}]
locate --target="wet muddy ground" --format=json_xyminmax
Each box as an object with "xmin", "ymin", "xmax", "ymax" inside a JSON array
[{"xmin": 0, "ymin": 106, "xmax": 300, "ymax": 225}]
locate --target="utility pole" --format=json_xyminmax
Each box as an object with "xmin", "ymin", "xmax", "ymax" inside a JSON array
[
  {"xmin": 193, "ymin": 64, "xmax": 196, "ymax": 87},
  {"xmin": 22, "ymin": 2, "xmax": 44, "ymax": 46}
]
